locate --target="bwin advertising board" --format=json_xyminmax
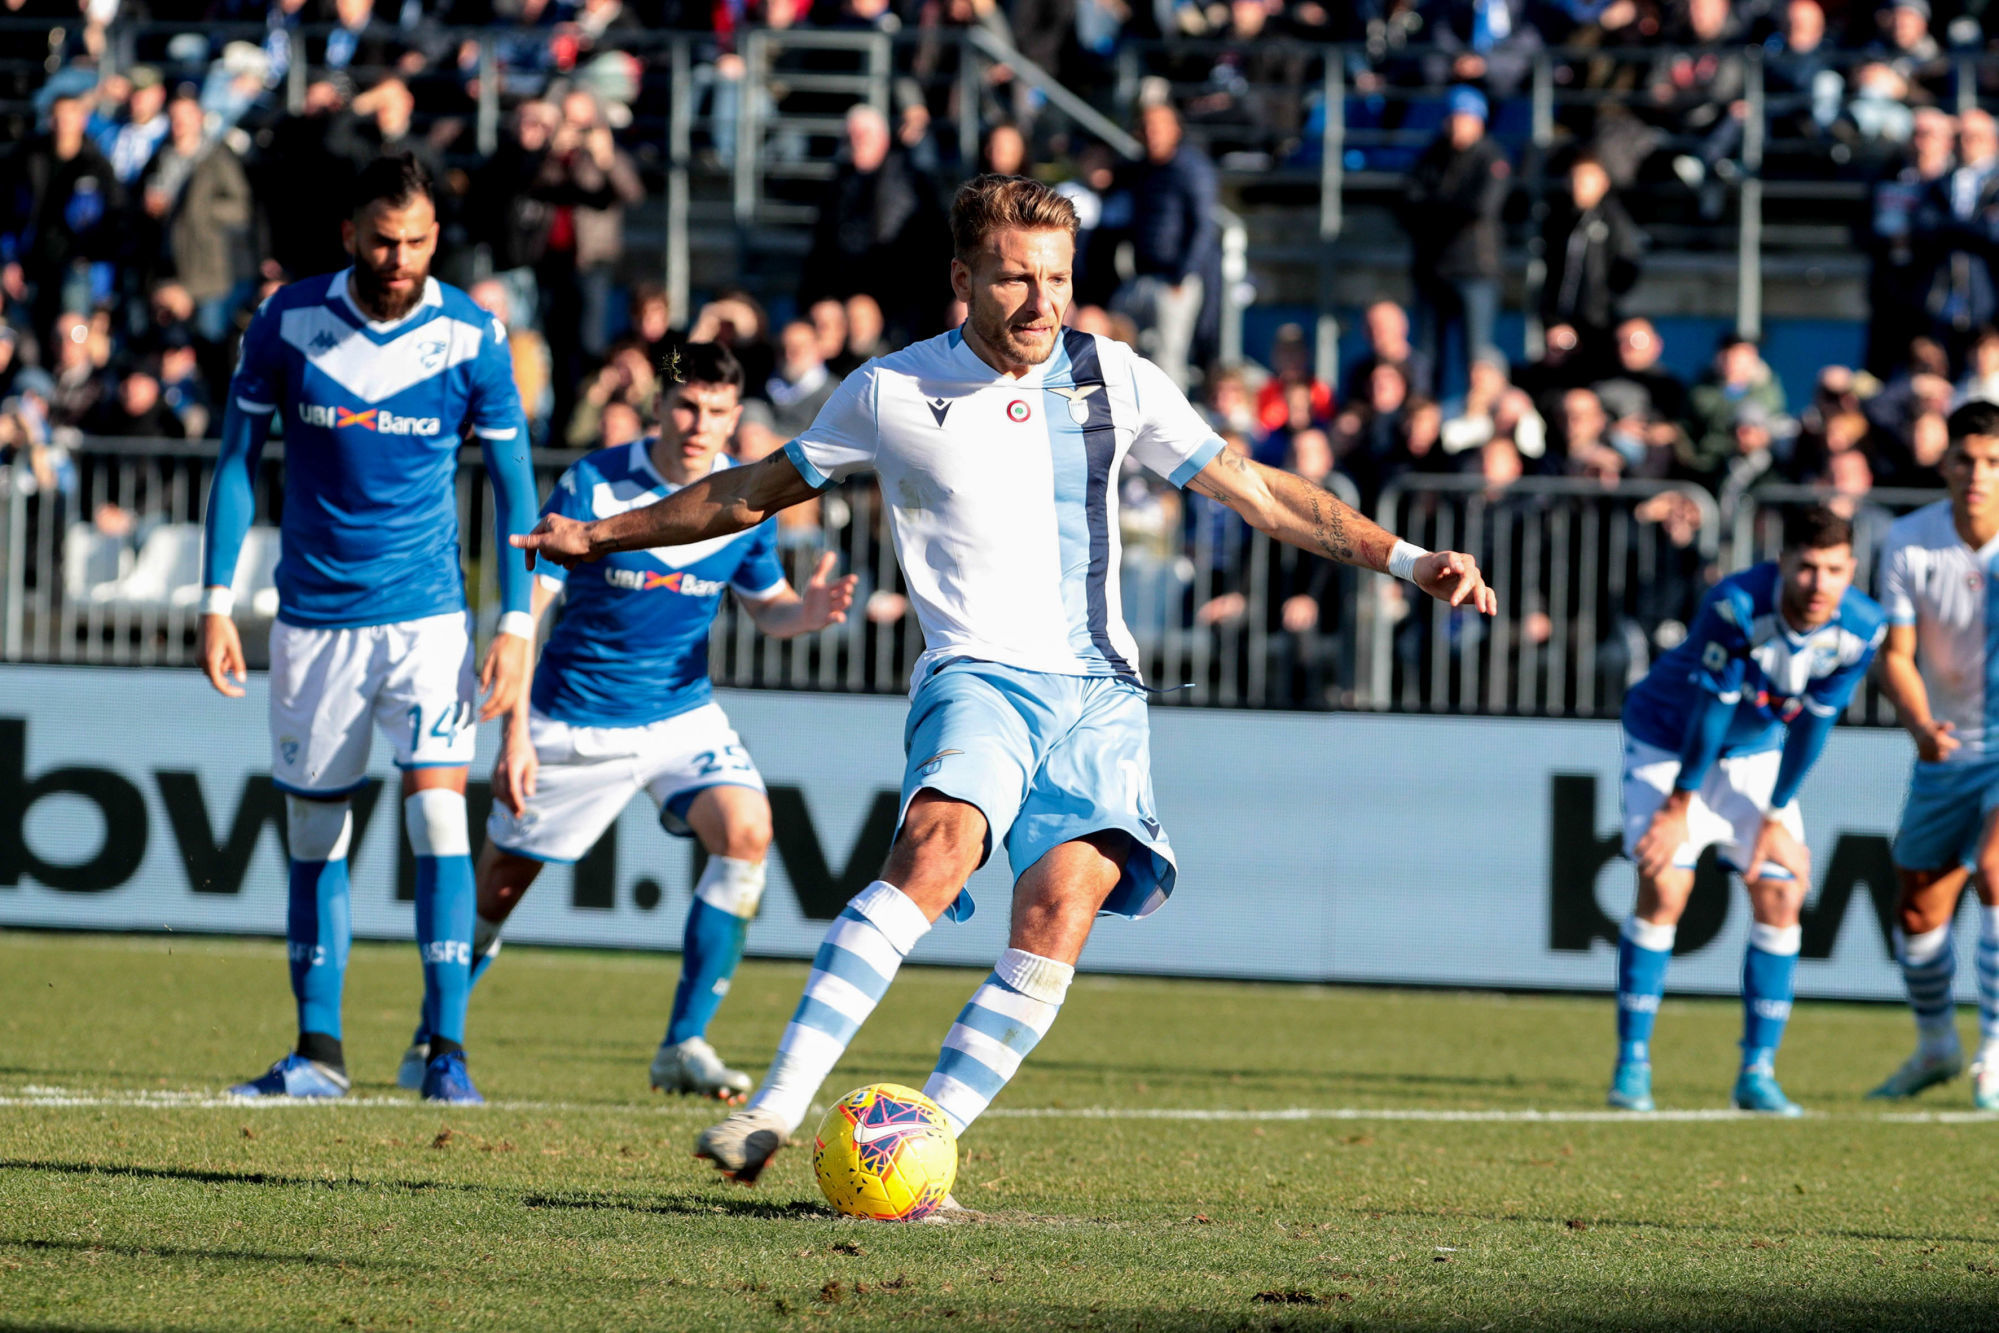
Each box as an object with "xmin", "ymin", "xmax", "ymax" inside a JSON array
[{"xmin": 0, "ymin": 664, "xmax": 1957, "ymax": 999}]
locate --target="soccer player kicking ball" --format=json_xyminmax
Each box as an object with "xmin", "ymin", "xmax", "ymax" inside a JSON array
[
  {"xmin": 516, "ymin": 175, "xmax": 1495, "ymax": 1183},
  {"xmin": 200, "ymin": 155, "xmax": 538, "ymax": 1105},
  {"xmin": 1870, "ymin": 401, "xmax": 1999, "ymax": 1108},
  {"xmin": 388, "ymin": 342, "xmax": 858, "ymax": 1100},
  {"xmin": 1611, "ymin": 505, "xmax": 1884, "ymax": 1116}
]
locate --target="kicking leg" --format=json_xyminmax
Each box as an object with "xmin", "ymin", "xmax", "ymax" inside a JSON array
[
  {"xmin": 1733, "ymin": 872, "xmax": 1805, "ymax": 1115},
  {"xmin": 696, "ymin": 791, "xmax": 984, "ymax": 1181},
  {"xmin": 399, "ymin": 842, "xmax": 539, "ymax": 1090},
  {"xmin": 1870, "ymin": 865, "xmax": 1970, "ymax": 1098},
  {"xmin": 921, "ymin": 831, "xmax": 1126, "ymax": 1137},
  {"xmin": 229, "ymin": 794, "xmax": 356, "ymax": 1099},
  {"xmin": 1608, "ymin": 867, "xmax": 1692, "ymax": 1112},
  {"xmin": 654, "ymin": 785, "xmax": 773, "ymax": 1101}
]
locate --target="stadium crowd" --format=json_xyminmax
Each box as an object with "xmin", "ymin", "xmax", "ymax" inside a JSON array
[{"xmin": 0, "ymin": 0, "xmax": 1987, "ymax": 706}]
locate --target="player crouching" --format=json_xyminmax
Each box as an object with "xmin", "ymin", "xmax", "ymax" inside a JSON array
[
  {"xmin": 392, "ymin": 343, "xmax": 856, "ymax": 1098},
  {"xmin": 1611, "ymin": 505, "xmax": 1884, "ymax": 1115}
]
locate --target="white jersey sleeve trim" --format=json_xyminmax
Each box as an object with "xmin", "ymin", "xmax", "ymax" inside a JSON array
[
  {"xmin": 782, "ymin": 437, "xmax": 833, "ymax": 489},
  {"xmin": 535, "ymin": 571, "xmax": 567, "ymax": 593},
  {"xmin": 734, "ymin": 578, "xmax": 790, "ymax": 602},
  {"xmin": 1169, "ymin": 434, "xmax": 1227, "ymax": 489},
  {"xmin": 474, "ymin": 425, "xmax": 519, "ymax": 440},
  {"xmin": 235, "ymin": 396, "xmax": 276, "ymax": 413}
]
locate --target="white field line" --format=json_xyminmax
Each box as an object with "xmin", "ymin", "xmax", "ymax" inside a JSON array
[{"xmin": 0, "ymin": 1086, "xmax": 1992, "ymax": 1123}]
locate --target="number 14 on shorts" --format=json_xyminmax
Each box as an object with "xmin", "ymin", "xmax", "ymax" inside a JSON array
[{"xmin": 409, "ymin": 702, "xmax": 474, "ymax": 750}]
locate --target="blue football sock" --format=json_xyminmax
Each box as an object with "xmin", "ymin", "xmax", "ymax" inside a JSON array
[
  {"xmin": 407, "ymin": 791, "xmax": 475, "ymax": 1049},
  {"xmin": 1616, "ymin": 916, "xmax": 1676, "ymax": 1065},
  {"xmin": 667, "ymin": 856, "xmax": 765, "ymax": 1046},
  {"xmin": 288, "ymin": 855, "xmax": 351, "ymax": 1042},
  {"xmin": 412, "ymin": 914, "xmax": 503, "ymax": 1049},
  {"xmin": 1741, "ymin": 923, "xmax": 1801, "ymax": 1072}
]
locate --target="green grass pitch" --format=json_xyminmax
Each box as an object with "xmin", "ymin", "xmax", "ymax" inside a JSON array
[{"xmin": 4, "ymin": 931, "xmax": 1998, "ymax": 1331}]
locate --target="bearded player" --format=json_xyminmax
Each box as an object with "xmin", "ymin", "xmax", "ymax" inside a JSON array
[
  {"xmin": 200, "ymin": 154, "xmax": 537, "ymax": 1105},
  {"xmin": 389, "ymin": 342, "xmax": 858, "ymax": 1099},
  {"xmin": 514, "ymin": 175, "xmax": 1495, "ymax": 1183}
]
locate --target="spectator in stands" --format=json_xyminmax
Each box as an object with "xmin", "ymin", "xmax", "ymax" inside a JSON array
[
  {"xmin": 157, "ymin": 327, "xmax": 209, "ymax": 439},
  {"xmin": 469, "ymin": 277, "xmax": 552, "ymax": 443},
  {"xmin": 1332, "ymin": 360, "xmax": 1417, "ymax": 503},
  {"xmin": 1592, "ymin": 377, "xmax": 1677, "ymax": 478},
  {"xmin": 802, "ymin": 104, "xmax": 945, "ymax": 343},
  {"xmin": 5, "ymin": 90, "xmax": 123, "ymax": 348},
  {"xmin": 1256, "ymin": 323, "xmax": 1332, "ymax": 435},
  {"xmin": 1402, "ymin": 86, "xmax": 1508, "ymax": 396},
  {"xmin": 739, "ymin": 319, "xmax": 836, "ymax": 459},
  {"xmin": 599, "ymin": 398, "xmax": 645, "ymax": 451},
  {"xmin": 1597, "ymin": 317, "xmax": 1692, "ymax": 437},
  {"xmin": 99, "ymin": 65, "xmax": 169, "ymax": 185},
  {"xmin": 137, "ymin": 92, "xmax": 253, "ymax": 345},
  {"xmin": 978, "ymin": 122, "xmax": 1027, "ymax": 177},
  {"xmin": 688, "ymin": 290, "xmax": 776, "ymax": 394},
  {"xmin": 1959, "ymin": 325, "xmax": 1999, "ymax": 405},
  {"xmin": 1058, "ymin": 140, "xmax": 1122, "ymax": 310},
  {"xmin": 1868, "ymin": 0, "xmax": 1949, "ymax": 105},
  {"xmin": 1442, "ymin": 350, "xmax": 1547, "ymax": 464},
  {"xmin": 46, "ymin": 309, "xmax": 109, "ymax": 430},
  {"xmin": 84, "ymin": 360, "xmax": 185, "ymax": 439},
  {"xmin": 1682, "ymin": 333, "xmax": 1788, "ymax": 488},
  {"xmin": 844, "ymin": 292, "xmax": 888, "ymax": 365},
  {"xmin": 1557, "ymin": 385, "xmax": 1626, "ymax": 482},
  {"xmin": 259, "ymin": 77, "xmax": 353, "ymax": 281},
  {"xmin": 566, "ymin": 338, "xmax": 658, "ymax": 450},
  {"xmin": 1914, "ymin": 108, "xmax": 1999, "ymax": 370},
  {"xmin": 469, "ymin": 99, "xmax": 558, "ymax": 329},
  {"xmin": 1114, "ymin": 101, "xmax": 1219, "ymax": 391},
  {"xmin": 809, "ymin": 297, "xmax": 859, "ymax": 376},
  {"xmin": 1204, "ymin": 363, "xmax": 1266, "ymax": 457},
  {"xmin": 314, "ymin": 0, "xmax": 407, "ymax": 74},
  {"xmin": 1838, "ymin": 61, "xmax": 1917, "ymax": 169},
  {"xmin": 1342, "ymin": 299, "xmax": 1432, "ymax": 402},
  {"xmin": 1763, "ymin": 0, "xmax": 1841, "ymax": 145},
  {"xmin": 1901, "ymin": 407, "xmax": 1949, "ymax": 488},
  {"xmin": 1865, "ymin": 106, "xmax": 1955, "ymax": 377},
  {"xmin": 1422, "ymin": 0, "xmax": 1543, "ymax": 100},
  {"xmin": 328, "ymin": 78, "xmax": 440, "ymax": 184},
  {"xmin": 1650, "ymin": 0, "xmax": 1747, "ymax": 203},
  {"xmin": 628, "ymin": 283, "xmax": 681, "ymax": 372},
  {"xmin": 1538, "ymin": 151, "xmax": 1641, "ymax": 378}
]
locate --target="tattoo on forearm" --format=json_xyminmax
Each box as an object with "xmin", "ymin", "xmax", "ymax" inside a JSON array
[{"xmin": 1308, "ymin": 490, "xmax": 1356, "ymax": 564}]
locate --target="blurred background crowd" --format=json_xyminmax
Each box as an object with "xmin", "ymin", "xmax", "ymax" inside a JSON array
[{"xmin": 0, "ymin": 0, "xmax": 1985, "ymax": 713}]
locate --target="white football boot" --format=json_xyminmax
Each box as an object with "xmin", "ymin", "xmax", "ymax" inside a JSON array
[
  {"xmin": 694, "ymin": 1105, "xmax": 791, "ymax": 1183},
  {"xmin": 651, "ymin": 1036, "xmax": 752, "ymax": 1102},
  {"xmin": 1972, "ymin": 1053, "xmax": 1999, "ymax": 1111},
  {"xmin": 395, "ymin": 1042, "xmax": 429, "ymax": 1092}
]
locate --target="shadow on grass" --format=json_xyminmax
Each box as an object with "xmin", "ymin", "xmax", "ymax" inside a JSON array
[
  {"xmin": 1341, "ymin": 1201, "xmax": 1999, "ymax": 1247},
  {"xmin": 0, "ymin": 1234, "xmax": 421, "ymax": 1273},
  {"xmin": 1020, "ymin": 1055, "xmax": 1586, "ymax": 1095},
  {"xmin": 0, "ymin": 1158, "xmax": 485, "ymax": 1195},
  {"xmin": 521, "ymin": 1191, "xmax": 831, "ymax": 1220}
]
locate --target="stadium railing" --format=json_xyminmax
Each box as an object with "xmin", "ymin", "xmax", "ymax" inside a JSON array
[{"xmin": 3, "ymin": 439, "xmax": 1937, "ymax": 723}]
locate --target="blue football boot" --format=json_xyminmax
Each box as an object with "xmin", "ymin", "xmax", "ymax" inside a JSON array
[
  {"xmin": 1606, "ymin": 1060, "xmax": 1654, "ymax": 1112},
  {"xmin": 1732, "ymin": 1066, "xmax": 1803, "ymax": 1116},
  {"xmin": 229, "ymin": 1053, "xmax": 350, "ymax": 1099},
  {"xmin": 420, "ymin": 1050, "xmax": 485, "ymax": 1105}
]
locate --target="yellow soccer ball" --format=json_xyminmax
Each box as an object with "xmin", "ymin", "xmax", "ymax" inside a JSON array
[{"xmin": 812, "ymin": 1083, "xmax": 958, "ymax": 1221}]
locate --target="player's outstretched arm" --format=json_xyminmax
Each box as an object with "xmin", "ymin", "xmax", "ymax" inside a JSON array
[
  {"xmin": 743, "ymin": 551, "xmax": 860, "ymax": 639},
  {"xmin": 1876, "ymin": 624, "xmax": 1960, "ymax": 761},
  {"xmin": 1186, "ymin": 448, "xmax": 1498, "ymax": 614},
  {"xmin": 512, "ymin": 451, "xmax": 820, "ymax": 569}
]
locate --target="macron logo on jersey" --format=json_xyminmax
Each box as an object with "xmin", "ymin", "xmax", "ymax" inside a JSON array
[
  {"xmin": 604, "ymin": 567, "xmax": 728, "ymax": 597},
  {"xmin": 297, "ymin": 402, "xmax": 444, "ymax": 436}
]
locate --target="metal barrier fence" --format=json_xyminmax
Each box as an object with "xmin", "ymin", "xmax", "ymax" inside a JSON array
[{"xmin": 2, "ymin": 439, "xmax": 1941, "ymax": 722}]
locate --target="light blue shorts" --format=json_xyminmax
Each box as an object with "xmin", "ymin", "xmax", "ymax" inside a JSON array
[
  {"xmin": 900, "ymin": 659, "xmax": 1176, "ymax": 922},
  {"xmin": 1895, "ymin": 759, "xmax": 1999, "ymax": 871}
]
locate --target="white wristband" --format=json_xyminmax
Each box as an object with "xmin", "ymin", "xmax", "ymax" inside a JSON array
[
  {"xmin": 1386, "ymin": 540, "xmax": 1429, "ymax": 583},
  {"xmin": 199, "ymin": 586, "xmax": 235, "ymax": 618},
  {"xmin": 496, "ymin": 611, "xmax": 535, "ymax": 642}
]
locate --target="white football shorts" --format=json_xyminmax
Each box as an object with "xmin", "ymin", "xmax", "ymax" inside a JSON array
[
  {"xmin": 268, "ymin": 611, "xmax": 479, "ymax": 797},
  {"xmin": 485, "ymin": 702, "xmax": 767, "ymax": 864},
  {"xmin": 1620, "ymin": 736, "xmax": 1805, "ymax": 882}
]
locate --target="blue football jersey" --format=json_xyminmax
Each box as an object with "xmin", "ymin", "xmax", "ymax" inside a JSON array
[
  {"xmin": 1623, "ymin": 562, "xmax": 1886, "ymax": 756},
  {"xmin": 226, "ymin": 270, "xmax": 525, "ymax": 628},
  {"xmin": 531, "ymin": 441, "xmax": 788, "ymax": 728}
]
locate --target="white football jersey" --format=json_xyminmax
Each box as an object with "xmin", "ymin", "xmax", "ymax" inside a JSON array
[
  {"xmin": 1878, "ymin": 499, "xmax": 1999, "ymax": 763},
  {"xmin": 784, "ymin": 327, "xmax": 1225, "ymax": 688}
]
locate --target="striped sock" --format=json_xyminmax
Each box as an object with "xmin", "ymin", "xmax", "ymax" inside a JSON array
[
  {"xmin": 1900, "ymin": 924, "xmax": 1959, "ymax": 1054},
  {"xmin": 746, "ymin": 881, "xmax": 931, "ymax": 1134},
  {"xmin": 1980, "ymin": 907, "xmax": 1999, "ymax": 1055},
  {"xmin": 923, "ymin": 949, "xmax": 1073, "ymax": 1136}
]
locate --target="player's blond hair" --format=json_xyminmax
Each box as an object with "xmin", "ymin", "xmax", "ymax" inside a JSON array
[{"xmin": 950, "ymin": 174, "xmax": 1079, "ymax": 263}]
